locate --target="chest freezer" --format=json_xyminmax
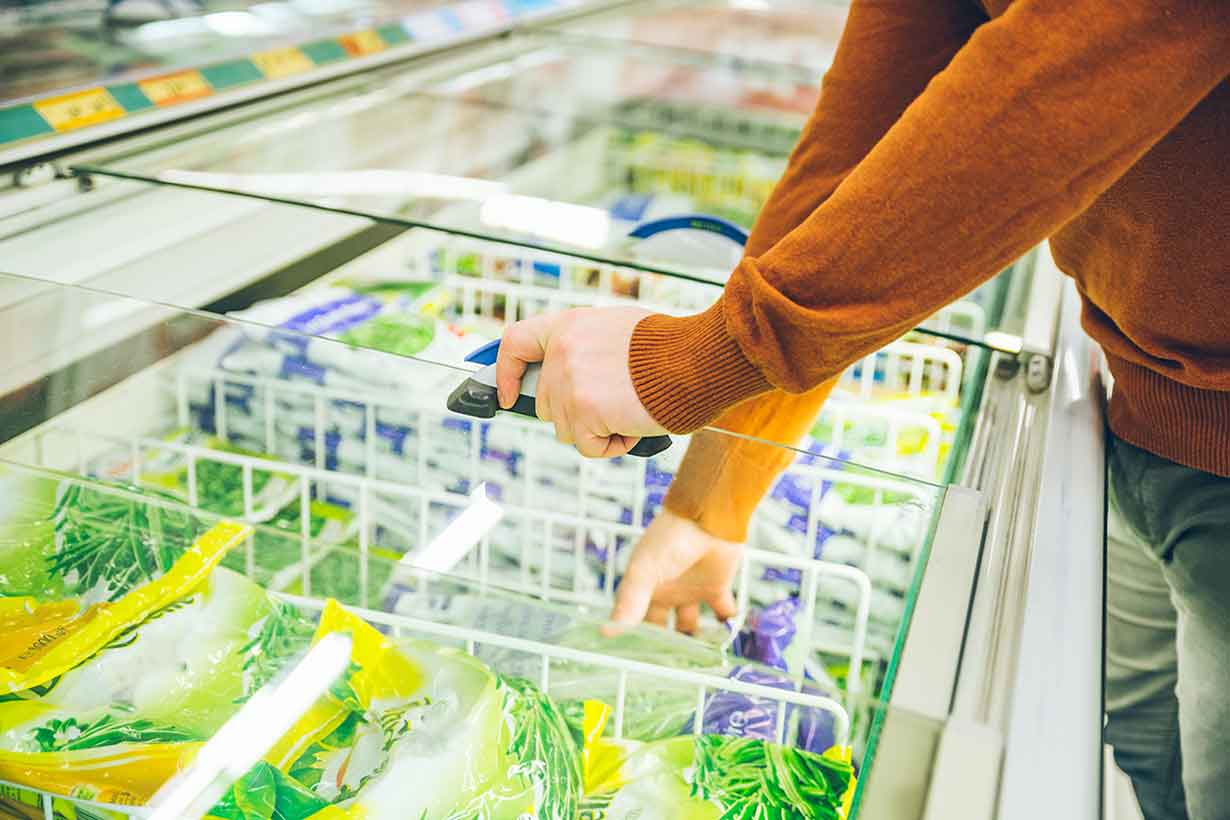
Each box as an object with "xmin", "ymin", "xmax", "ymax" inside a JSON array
[{"xmin": 0, "ymin": 0, "xmax": 1104, "ymax": 815}]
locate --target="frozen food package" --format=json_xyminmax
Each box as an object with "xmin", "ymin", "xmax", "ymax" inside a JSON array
[
  {"xmin": 0, "ymin": 569, "xmax": 314, "ymax": 806},
  {"xmin": 579, "ymin": 700, "xmax": 855, "ymax": 820},
  {"xmin": 243, "ymin": 600, "xmax": 582, "ymax": 820},
  {"xmin": 0, "ymin": 468, "xmax": 251, "ymax": 695},
  {"xmin": 0, "ymin": 586, "xmax": 584, "ymax": 817},
  {"xmin": 91, "ymin": 430, "xmax": 301, "ymax": 523},
  {"xmin": 223, "ymin": 287, "xmax": 487, "ymax": 377},
  {"xmin": 0, "ymin": 567, "xmax": 284, "ymax": 740}
]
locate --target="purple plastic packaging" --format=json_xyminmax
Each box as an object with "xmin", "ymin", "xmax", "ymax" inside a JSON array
[
  {"xmin": 684, "ymin": 665, "xmax": 836, "ymax": 755},
  {"xmin": 732, "ymin": 596, "xmax": 800, "ymax": 671},
  {"xmin": 644, "ymin": 464, "xmax": 674, "ymax": 490},
  {"xmin": 771, "ymin": 472, "xmax": 834, "ymax": 513}
]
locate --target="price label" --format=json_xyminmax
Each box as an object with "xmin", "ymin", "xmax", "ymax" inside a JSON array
[
  {"xmin": 251, "ymin": 48, "xmax": 314, "ymax": 79},
  {"xmin": 138, "ymin": 70, "xmax": 212, "ymax": 106},
  {"xmin": 33, "ymin": 88, "xmax": 125, "ymax": 132},
  {"xmin": 339, "ymin": 29, "xmax": 386, "ymax": 56}
]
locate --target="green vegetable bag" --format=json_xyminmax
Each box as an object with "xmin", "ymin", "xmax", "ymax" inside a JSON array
[
  {"xmin": 255, "ymin": 601, "xmax": 581, "ymax": 820},
  {"xmin": 579, "ymin": 700, "xmax": 856, "ymax": 820},
  {"xmin": 0, "ymin": 467, "xmax": 251, "ymax": 696}
]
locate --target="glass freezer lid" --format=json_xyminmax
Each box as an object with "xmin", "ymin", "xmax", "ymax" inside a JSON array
[
  {"xmin": 0, "ymin": 270, "xmax": 960, "ymax": 817},
  {"xmin": 545, "ymin": 0, "xmax": 849, "ymax": 77},
  {"xmin": 73, "ymin": 37, "xmax": 1018, "ymax": 350},
  {"xmin": 0, "ymin": 171, "xmax": 987, "ymax": 486},
  {"xmin": 74, "ymin": 39, "xmax": 817, "ymax": 269}
]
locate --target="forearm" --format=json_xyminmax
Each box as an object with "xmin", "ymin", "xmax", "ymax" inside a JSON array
[{"xmin": 663, "ymin": 379, "xmax": 837, "ymax": 541}]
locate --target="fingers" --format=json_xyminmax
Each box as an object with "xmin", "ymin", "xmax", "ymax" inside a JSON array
[
  {"xmin": 569, "ymin": 392, "xmax": 636, "ymax": 459},
  {"xmin": 708, "ymin": 588, "xmax": 739, "ymax": 624},
  {"xmin": 499, "ymin": 307, "xmax": 657, "ymax": 460},
  {"xmin": 496, "ymin": 315, "xmax": 551, "ymax": 409},
  {"xmin": 606, "ymin": 559, "xmax": 657, "ymax": 634},
  {"xmin": 646, "ymin": 603, "xmax": 671, "ymax": 628},
  {"xmin": 575, "ymin": 431, "xmax": 636, "ymax": 459},
  {"xmin": 676, "ymin": 603, "xmax": 700, "ymax": 635},
  {"xmin": 551, "ymin": 389, "xmax": 574, "ymax": 447}
]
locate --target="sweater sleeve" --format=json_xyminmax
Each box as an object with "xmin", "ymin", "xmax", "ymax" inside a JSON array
[
  {"xmin": 661, "ymin": 379, "xmax": 838, "ymax": 541},
  {"xmin": 631, "ymin": 0, "xmax": 1230, "ymax": 433},
  {"xmin": 656, "ymin": 0, "xmax": 984, "ymax": 538}
]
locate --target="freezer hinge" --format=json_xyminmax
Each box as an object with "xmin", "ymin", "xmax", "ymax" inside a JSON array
[
  {"xmin": 1023, "ymin": 352, "xmax": 1052, "ymax": 393},
  {"xmin": 993, "ymin": 349, "xmax": 1052, "ymax": 393},
  {"xmin": 9, "ymin": 161, "xmax": 61, "ymax": 190}
]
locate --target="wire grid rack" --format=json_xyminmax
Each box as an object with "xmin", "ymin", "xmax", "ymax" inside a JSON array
[
  {"xmin": 28, "ymin": 405, "xmax": 895, "ymax": 676},
  {"xmin": 610, "ymin": 97, "xmax": 806, "ymax": 158},
  {"xmin": 431, "ymin": 242, "xmax": 985, "ymax": 370},
  {"xmin": 399, "ymin": 230, "xmax": 973, "ymax": 479},
  {"xmin": 0, "ymin": 460, "xmax": 874, "ymax": 820}
]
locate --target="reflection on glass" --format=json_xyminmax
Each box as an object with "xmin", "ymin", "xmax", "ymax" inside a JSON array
[
  {"xmin": 74, "ymin": 36, "xmax": 1019, "ymax": 345},
  {"xmin": 551, "ymin": 0, "xmax": 850, "ymax": 76},
  {"xmin": 147, "ymin": 632, "xmax": 353, "ymax": 820},
  {"xmin": 0, "ymin": 272, "xmax": 949, "ymax": 816},
  {"xmin": 76, "ymin": 42, "xmax": 814, "ymax": 272},
  {"xmin": 405, "ymin": 481, "xmax": 504, "ymax": 573},
  {"xmin": 1, "ymin": 0, "xmax": 438, "ymax": 104}
]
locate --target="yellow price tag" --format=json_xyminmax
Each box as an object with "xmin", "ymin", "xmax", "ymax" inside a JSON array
[
  {"xmin": 340, "ymin": 29, "xmax": 386, "ymax": 56},
  {"xmin": 251, "ymin": 47, "xmax": 314, "ymax": 79},
  {"xmin": 138, "ymin": 70, "xmax": 212, "ymax": 106},
  {"xmin": 33, "ymin": 88, "xmax": 125, "ymax": 132}
]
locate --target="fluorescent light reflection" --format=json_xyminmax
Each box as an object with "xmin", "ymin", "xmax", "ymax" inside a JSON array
[
  {"xmin": 479, "ymin": 194, "xmax": 611, "ymax": 249},
  {"xmin": 203, "ymin": 10, "xmax": 275, "ymax": 35},
  {"xmin": 984, "ymin": 331, "xmax": 1024, "ymax": 355},
  {"xmin": 404, "ymin": 482, "xmax": 503, "ymax": 575},
  {"xmin": 158, "ymin": 169, "xmax": 508, "ymax": 201},
  {"xmin": 147, "ymin": 633, "xmax": 352, "ymax": 820}
]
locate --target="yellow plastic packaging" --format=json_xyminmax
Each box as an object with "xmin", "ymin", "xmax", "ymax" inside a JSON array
[
  {"xmin": 0, "ymin": 520, "xmax": 251, "ymax": 696},
  {"xmin": 0, "ymin": 741, "xmax": 203, "ymax": 806},
  {"xmin": 263, "ymin": 600, "xmax": 423, "ymax": 777}
]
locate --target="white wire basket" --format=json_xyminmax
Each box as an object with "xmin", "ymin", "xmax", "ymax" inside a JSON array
[
  {"xmin": 0, "ymin": 457, "xmax": 889, "ymax": 819},
  {"xmin": 386, "ymin": 228, "xmax": 972, "ymax": 479}
]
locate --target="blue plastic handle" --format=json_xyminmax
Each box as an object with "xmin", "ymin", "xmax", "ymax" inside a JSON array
[
  {"xmin": 627, "ymin": 214, "xmax": 749, "ymax": 246},
  {"xmin": 464, "ymin": 338, "xmax": 502, "ymax": 366}
]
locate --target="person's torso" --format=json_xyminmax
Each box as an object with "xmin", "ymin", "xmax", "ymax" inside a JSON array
[{"xmin": 980, "ymin": 0, "xmax": 1230, "ymax": 391}]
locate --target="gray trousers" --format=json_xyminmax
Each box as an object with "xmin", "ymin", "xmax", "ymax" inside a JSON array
[{"xmin": 1106, "ymin": 435, "xmax": 1230, "ymax": 820}]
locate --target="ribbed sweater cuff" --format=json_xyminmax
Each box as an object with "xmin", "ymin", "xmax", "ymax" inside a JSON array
[{"xmin": 629, "ymin": 301, "xmax": 772, "ymax": 434}]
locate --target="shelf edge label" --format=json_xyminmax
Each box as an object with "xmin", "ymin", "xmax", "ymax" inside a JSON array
[
  {"xmin": 137, "ymin": 70, "xmax": 213, "ymax": 107},
  {"xmin": 251, "ymin": 47, "xmax": 315, "ymax": 80},
  {"xmin": 339, "ymin": 29, "xmax": 387, "ymax": 56},
  {"xmin": 32, "ymin": 88, "xmax": 125, "ymax": 132}
]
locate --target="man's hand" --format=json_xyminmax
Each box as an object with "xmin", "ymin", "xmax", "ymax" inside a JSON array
[
  {"xmin": 607, "ymin": 509, "xmax": 742, "ymax": 635},
  {"xmin": 496, "ymin": 307, "xmax": 667, "ymax": 459}
]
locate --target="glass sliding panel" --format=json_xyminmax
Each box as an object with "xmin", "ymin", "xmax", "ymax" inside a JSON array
[{"xmin": 0, "ymin": 270, "xmax": 957, "ymax": 816}]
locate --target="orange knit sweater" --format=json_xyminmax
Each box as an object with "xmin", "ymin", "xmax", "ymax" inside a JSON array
[{"xmin": 631, "ymin": 0, "xmax": 1230, "ymax": 540}]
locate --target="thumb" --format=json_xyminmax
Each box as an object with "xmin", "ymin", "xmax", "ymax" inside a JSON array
[
  {"xmin": 605, "ymin": 560, "xmax": 657, "ymax": 636},
  {"xmin": 495, "ymin": 315, "xmax": 550, "ymax": 409}
]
